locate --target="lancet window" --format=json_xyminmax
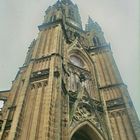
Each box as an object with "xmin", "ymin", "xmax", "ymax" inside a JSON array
[
  {"xmin": 93, "ymin": 36, "xmax": 101, "ymax": 46},
  {"xmin": 0, "ymin": 100, "xmax": 4, "ymax": 111}
]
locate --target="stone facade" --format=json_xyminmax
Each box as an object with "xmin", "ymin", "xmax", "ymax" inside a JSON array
[{"xmin": 0, "ymin": 0, "xmax": 140, "ymax": 140}]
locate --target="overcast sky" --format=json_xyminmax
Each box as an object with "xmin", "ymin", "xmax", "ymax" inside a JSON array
[{"xmin": 0, "ymin": 0, "xmax": 140, "ymax": 118}]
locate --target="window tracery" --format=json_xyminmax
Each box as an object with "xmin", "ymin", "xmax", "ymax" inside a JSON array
[
  {"xmin": 70, "ymin": 55, "xmax": 84, "ymax": 68},
  {"xmin": 68, "ymin": 51, "xmax": 96, "ymax": 99}
]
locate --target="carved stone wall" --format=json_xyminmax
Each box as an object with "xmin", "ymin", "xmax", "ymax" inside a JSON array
[{"xmin": 0, "ymin": 1, "xmax": 140, "ymax": 140}]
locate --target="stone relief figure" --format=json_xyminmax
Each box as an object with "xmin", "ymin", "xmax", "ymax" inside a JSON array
[{"xmin": 68, "ymin": 70, "xmax": 81, "ymax": 92}]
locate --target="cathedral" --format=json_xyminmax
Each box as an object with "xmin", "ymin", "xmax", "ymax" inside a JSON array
[{"xmin": 0, "ymin": 0, "xmax": 140, "ymax": 139}]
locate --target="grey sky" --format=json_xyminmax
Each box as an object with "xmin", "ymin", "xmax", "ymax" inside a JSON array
[{"xmin": 0, "ymin": 0, "xmax": 140, "ymax": 118}]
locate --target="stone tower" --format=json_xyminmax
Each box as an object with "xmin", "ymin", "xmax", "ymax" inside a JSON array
[{"xmin": 0, "ymin": 0, "xmax": 140, "ymax": 140}]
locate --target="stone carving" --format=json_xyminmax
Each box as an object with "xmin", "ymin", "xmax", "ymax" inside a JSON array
[
  {"xmin": 73, "ymin": 104, "xmax": 91, "ymax": 121},
  {"xmin": 70, "ymin": 92, "xmax": 103, "ymax": 131},
  {"xmin": 67, "ymin": 64, "xmax": 93, "ymax": 97}
]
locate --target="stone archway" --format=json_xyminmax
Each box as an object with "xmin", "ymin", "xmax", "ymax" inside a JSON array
[
  {"xmin": 70, "ymin": 122, "xmax": 105, "ymax": 140},
  {"xmin": 71, "ymin": 125, "xmax": 93, "ymax": 140}
]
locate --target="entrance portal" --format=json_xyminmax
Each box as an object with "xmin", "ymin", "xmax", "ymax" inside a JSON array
[
  {"xmin": 71, "ymin": 127, "xmax": 92, "ymax": 140},
  {"xmin": 71, "ymin": 123, "xmax": 104, "ymax": 140}
]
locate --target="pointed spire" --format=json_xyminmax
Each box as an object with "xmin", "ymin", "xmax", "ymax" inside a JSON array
[
  {"xmin": 56, "ymin": 0, "xmax": 60, "ymax": 3},
  {"xmin": 85, "ymin": 16, "xmax": 102, "ymax": 32},
  {"xmin": 55, "ymin": 0, "xmax": 61, "ymax": 7},
  {"xmin": 88, "ymin": 16, "xmax": 94, "ymax": 25},
  {"xmin": 61, "ymin": 0, "xmax": 73, "ymax": 4},
  {"xmin": 61, "ymin": 0, "xmax": 70, "ymax": 2},
  {"xmin": 85, "ymin": 17, "xmax": 94, "ymax": 31}
]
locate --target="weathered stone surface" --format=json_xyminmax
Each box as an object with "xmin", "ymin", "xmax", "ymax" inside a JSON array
[{"xmin": 0, "ymin": 1, "xmax": 139, "ymax": 140}]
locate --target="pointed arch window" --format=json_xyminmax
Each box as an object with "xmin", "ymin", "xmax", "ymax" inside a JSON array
[
  {"xmin": 50, "ymin": 16, "xmax": 53, "ymax": 22},
  {"xmin": 0, "ymin": 100, "xmax": 4, "ymax": 111},
  {"xmin": 69, "ymin": 9, "xmax": 75, "ymax": 20},
  {"xmin": 93, "ymin": 36, "xmax": 101, "ymax": 46},
  {"xmin": 50, "ymin": 15, "xmax": 57, "ymax": 22},
  {"xmin": 70, "ymin": 55, "xmax": 84, "ymax": 68},
  {"xmin": 53, "ymin": 15, "xmax": 56, "ymax": 21}
]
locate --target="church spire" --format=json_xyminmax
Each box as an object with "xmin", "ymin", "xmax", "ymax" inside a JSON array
[
  {"xmin": 88, "ymin": 16, "xmax": 94, "ymax": 25},
  {"xmin": 43, "ymin": 0, "xmax": 82, "ymax": 29},
  {"xmin": 61, "ymin": 0, "xmax": 73, "ymax": 4},
  {"xmin": 85, "ymin": 17, "xmax": 94, "ymax": 31},
  {"xmin": 85, "ymin": 16, "xmax": 102, "ymax": 32}
]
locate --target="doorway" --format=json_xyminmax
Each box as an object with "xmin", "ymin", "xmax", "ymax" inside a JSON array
[{"xmin": 71, "ymin": 123, "xmax": 103, "ymax": 140}]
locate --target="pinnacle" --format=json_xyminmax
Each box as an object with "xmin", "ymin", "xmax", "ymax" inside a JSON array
[
  {"xmin": 61, "ymin": 0, "xmax": 73, "ymax": 4},
  {"xmin": 88, "ymin": 16, "xmax": 94, "ymax": 24}
]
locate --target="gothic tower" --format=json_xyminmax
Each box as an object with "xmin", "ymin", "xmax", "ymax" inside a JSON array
[{"xmin": 0, "ymin": 0, "xmax": 140, "ymax": 140}]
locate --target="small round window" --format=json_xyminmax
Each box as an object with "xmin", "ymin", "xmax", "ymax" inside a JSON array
[{"xmin": 70, "ymin": 55, "xmax": 84, "ymax": 68}]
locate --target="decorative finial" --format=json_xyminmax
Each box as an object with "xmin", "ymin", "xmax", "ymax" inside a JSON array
[{"xmin": 88, "ymin": 16, "xmax": 94, "ymax": 24}]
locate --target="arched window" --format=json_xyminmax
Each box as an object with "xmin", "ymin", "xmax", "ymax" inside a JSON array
[
  {"xmin": 50, "ymin": 15, "xmax": 57, "ymax": 22},
  {"xmin": 70, "ymin": 55, "xmax": 84, "ymax": 68},
  {"xmin": 53, "ymin": 15, "xmax": 56, "ymax": 21},
  {"xmin": 69, "ymin": 9, "xmax": 75, "ymax": 20},
  {"xmin": 50, "ymin": 16, "xmax": 53, "ymax": 22},
  {"xmin": 93, "ymin": 36, "xmax": 101, "ymax": 46},
  {"xmin": 0, "ymin": 100, "xmax": 4, "ymax": 111}
]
